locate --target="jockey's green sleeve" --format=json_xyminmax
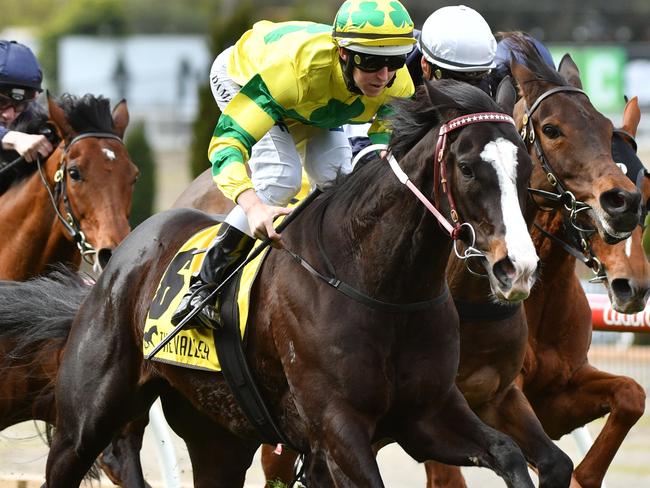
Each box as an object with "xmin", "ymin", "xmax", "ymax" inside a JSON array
[{"xmin": 208, "ymin": 20, "xmax": 414, "ymax": 202}]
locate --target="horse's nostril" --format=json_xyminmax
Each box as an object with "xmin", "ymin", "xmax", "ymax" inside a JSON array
[
  {"xmin": 98, "ymin": 248, "xmax": 113, "ymax": 268},
  {"xmin": 600, "ymin": 189, "xmax": 641, "ymax": 214},
  {"xmin": 611, "ymin": 278, "xmax": 633, "ymax": 300},
  {"xmin": 493, "ymin": 257, "xmax": 516, "ymax": 288}
]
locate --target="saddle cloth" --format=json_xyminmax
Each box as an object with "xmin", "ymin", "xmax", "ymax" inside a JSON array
[{"xmin": 142, "ymin": 223, "xmax": 268, "ymax": 371}]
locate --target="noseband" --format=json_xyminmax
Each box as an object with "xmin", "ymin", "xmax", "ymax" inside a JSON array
[{"xmin": 37, "ymin": 131, "xmax": 124, "ymax": 270}]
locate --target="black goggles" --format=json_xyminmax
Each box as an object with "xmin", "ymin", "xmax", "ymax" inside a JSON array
[
  {"xmin": 351, "ymin": 51, "xmax": 406, "ymax": 72},
  {"xmin": 0, "ymin": 92, "xmax": 31, "ymax": 112}
]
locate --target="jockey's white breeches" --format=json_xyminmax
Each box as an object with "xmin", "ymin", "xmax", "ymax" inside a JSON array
[{"xmin": 209, "ymin": 47, "xmax": 352, "ymax": 235}]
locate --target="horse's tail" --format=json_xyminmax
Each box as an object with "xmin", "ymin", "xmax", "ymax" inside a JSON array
[{"xmin": 0, "ymin": 265, "xmax": 92, "ymax": 358}]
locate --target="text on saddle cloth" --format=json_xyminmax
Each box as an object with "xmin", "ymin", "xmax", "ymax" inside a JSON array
[{"xmin": 142, "ymin": 223, "xmax": 270, "ymax": 372}]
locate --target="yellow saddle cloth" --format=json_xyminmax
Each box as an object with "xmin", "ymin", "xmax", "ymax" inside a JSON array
[{"xmin": 142, "ymin": 223, "xmax": 268, "ymax": 371}]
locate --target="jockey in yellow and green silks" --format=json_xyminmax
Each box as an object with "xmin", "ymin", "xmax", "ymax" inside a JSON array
[{"xmin": 172, "ymin": 0, "xmax": 417, "ymax": 330}]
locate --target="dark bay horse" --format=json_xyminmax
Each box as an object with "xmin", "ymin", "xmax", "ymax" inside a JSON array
[
  {"xmin": 247, "ymin": 38, "xmax": 645, "ymax": 487},
  {"xmin": 0, "ymin": 93, "xmax": 139, "ymax": 279},
  {"xmin": 37, "ymin": 79, "xmax": 543, "ymax": 487}
]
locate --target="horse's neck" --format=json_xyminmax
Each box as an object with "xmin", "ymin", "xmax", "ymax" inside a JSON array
[
  {"xmin": 321, "ymin": 159, "xmax": 452, "ymax": 303},
  {"xmin": 525, "ymin": 209, "xmax": 588, "ymax": 340},
  {"xmin": 0, "ymin": 169, "xmax": 77, "ymax": 280}
]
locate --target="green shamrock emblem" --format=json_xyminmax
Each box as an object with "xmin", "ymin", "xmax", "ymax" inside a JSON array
[
  {"xmin": 388, "ymin": 1, "xmax": 413, "ymax": 28},
  {"xmin": 309, "ymin": 99, "xmax": 365, "ymax": 126},
  {"xmin": 351, "ymin": 1, "xmax": 385, "ymax": 28},
  {"xmin": 336, "ymin": 1, "xmax": 352, "ymax": 30}
]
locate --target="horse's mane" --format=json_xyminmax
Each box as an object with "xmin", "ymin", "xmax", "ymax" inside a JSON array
[
  {"xmin": 498, "ymin": 32, "xmax": 566, "ymax": 87},
  {"xmin": 390, "ymin": 79, "xmax": 504, "ymax": 160},
  {"xmin": 314, "ymin": 79, "xmax": 506, "ymax": 213},
  {"xmin": 57, "ymin": 93, "xmax": 117, "ymax": 134}
]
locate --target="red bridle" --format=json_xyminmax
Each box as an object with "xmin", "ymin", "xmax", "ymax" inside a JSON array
[{"xmin": 433, "ymin": 112, "xmax": 516, "ymax": 227}]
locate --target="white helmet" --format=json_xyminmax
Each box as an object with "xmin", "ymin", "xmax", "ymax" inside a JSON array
[{"xmin": 419, "ymin": 5, "xmax": 496, "ymax": 72}]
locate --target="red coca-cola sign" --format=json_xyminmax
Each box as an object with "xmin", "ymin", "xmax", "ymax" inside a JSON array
[{"xmin": 588, "ymin": 293, "xmax": 650, "ymax": 332}]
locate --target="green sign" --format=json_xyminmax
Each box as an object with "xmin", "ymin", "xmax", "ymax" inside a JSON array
[{"xmin": 549, "ymin": 46, "xmax": 626, "ymax": 113}]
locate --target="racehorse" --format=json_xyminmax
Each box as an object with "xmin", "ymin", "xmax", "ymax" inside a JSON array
[
  {"xmin": 0, "ymin": 93, "xmax": 138, "ymax": 279},
  {"xmin": 427, "ymin": 43, "xmax": 650, "ymax": 488},
  {"xmin": 423, "ymin": 43, "xmax": 647, "ymax": 488},
  {"xmin": 0, "ymin": 93, "xmax": 145, "ymax": 486},
  {"xmin": 38, "ymin": 79, "xmax": 543, "ymax": 487},
  {"xmin": 224, "ymin": 37, "xmax": 646, "ymax": 487},
  {"xmin": 590, "ymin": 97, "xmax": 650, "ymax": 313}
]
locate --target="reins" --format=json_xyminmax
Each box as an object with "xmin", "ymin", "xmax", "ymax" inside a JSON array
[
  {"xmin": 38, "ymin": 131, "xmax": 124, "ymax": 271},
  {"xmin": 283, "ymin": 111, "xmax": 518, "ymax": 311}
]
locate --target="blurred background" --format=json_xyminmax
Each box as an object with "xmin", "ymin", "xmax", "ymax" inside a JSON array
[
  {"xmin": 2, "ymin": 1, "xmax": 650, "ymax": 486},
  {"xmin": 3, "ymin": 0, "xmax": 650, "ymax": 218}
]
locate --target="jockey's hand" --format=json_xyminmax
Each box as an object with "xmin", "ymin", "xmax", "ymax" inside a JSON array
[
  {"xmin": 2, "ymin": 131, "xmax": 53, "ymax": 162},
  {"xmin": 237, "ymin": 189, "xmax": 292, "ymax": 246}
]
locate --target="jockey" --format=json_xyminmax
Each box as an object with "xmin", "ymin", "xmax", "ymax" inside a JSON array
[
  {"xmin": 412, "ymin": 5, "xmax": 496, "ymax": 92},
  {"xmin": 172, "ymin": 0, "xmax": 416, "ymax": 329},
  {"xmin": 349, "ymin": 5, "xmax": 496, "ymax": 166},
  {"xmin": 0, "ymin": 40, "xmax": 53, "ymax": 164}
]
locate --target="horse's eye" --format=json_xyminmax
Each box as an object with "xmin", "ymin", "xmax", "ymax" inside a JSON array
[
  {"xmin": 542, "ymin": 124, "xmax": 561, "ymax": 139},
  {"xmin": 68, "ymin": 167, "xmax": 82, "ymax": 181},
  {"xmin": 458, "ymin": 163, "xmax": 474, "ymax": 178}
]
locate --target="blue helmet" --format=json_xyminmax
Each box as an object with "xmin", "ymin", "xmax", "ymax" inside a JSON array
[{"xmin": 0, "ymin": 40, "xmax": 43, "ymax": 92}]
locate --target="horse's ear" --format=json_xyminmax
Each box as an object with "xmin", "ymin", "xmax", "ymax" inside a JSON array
[
  {"xmin": 47, "ymin": 91, "xmax": 75, "ymax": 142},
  {"xmin": 557, "ymin": 54, "xmax": 583, "ymax": 89},
  {"xmin": 423, "ymin": 80, "xmax": 457, "ymax": 118},
  {"xmin": 112, "ymin": 99, "xmax": 129, "ymax": 139},
  {"xmin": 622, "ymin": 96, "xmax": 641, "ymax": 138},
  {"xmin": 495, "ymin": 75, "xmax": 517, "ymax": 116},
  {"xmin": 509, "ymin": 55, "xmax": 537, "ymax": 104}
]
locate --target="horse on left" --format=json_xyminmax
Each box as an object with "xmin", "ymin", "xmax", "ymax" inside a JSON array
[
  {"xmin": 0, "ymin": 92, "xmax": 139, "ymax": 279},
  {"xmin": 0, "ymin": 92, "xmax": 148, "ymax": 486}
]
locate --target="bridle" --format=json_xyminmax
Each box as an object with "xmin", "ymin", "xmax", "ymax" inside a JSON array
[
  {"xmin": 283, "ymin": 111, "xmax": 516, "ymax": 313},
  {"xmin": 389, "ymin": 111, "xmax": 516, "ymax": 259},
  {"xmin": 37, "ymin": 131, "xmax": 124, "ymax": 272},
  {"xmin": 520, "ymin": 85, "xmax": 637, "ymax": 282}
]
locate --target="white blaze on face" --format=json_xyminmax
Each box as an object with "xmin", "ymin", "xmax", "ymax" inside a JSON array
[
  {"xmin": 102, "ymin": 148, "xmax": 116, "ymax": 161},
  {"xmin": 480, "ymin": 138, "xmax": 538, "ymax": 272},
  {"xmin": 625, "ymin": 235, "xmax": 632, "ymax": 258}
]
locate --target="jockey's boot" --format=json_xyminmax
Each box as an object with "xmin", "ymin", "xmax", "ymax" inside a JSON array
[{"xmin": 171, "ymin": 223, "xmax": 254, "ymax": 329}]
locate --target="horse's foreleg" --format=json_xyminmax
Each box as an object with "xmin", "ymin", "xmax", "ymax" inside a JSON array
[
  {"xmin": 395, "ymin": 386, "xmax": 534, "ymax": 488},
  {"xmin": 480, "ymin": 384, "xmax": 573, "ymax": 488},
  {"xmin": 423, "ymin": 461, "xmax": 466, "ymax": 488},
  {"xmin": 98, "ymin": 415, "xmax": 151, "ymax": 488},
  {"xmin": 160, "ymin": 390, "xmax": 258, "ymax": 488},
  {"xmin": 302, "ymin": 402, "xmax": 384, "ymax": 487},
  {"xmin": 529, "ymin": 364, "xmax": 645, "ymax": 488},
  {"xmin": 261, "ymin": 444, "xmax": 299, "ymax": 485}
]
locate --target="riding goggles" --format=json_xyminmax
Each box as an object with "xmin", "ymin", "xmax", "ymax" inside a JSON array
[
  {"xmin": 351, "ymin": 51, "xmax": 407, "ymax": 72},
  {"xmin": 0, "ymin": 92, "xmax": 31, "ymax": 113}
]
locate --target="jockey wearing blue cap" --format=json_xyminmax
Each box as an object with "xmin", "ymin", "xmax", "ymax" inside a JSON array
[{"xmin": 0, "ymin": 40, "xmax": 53, "ymax": 164}]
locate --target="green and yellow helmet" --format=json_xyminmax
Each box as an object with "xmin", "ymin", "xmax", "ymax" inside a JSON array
[{"xmin": 333, "ymin": 0, "xmax": 415, "ymax": 55}]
